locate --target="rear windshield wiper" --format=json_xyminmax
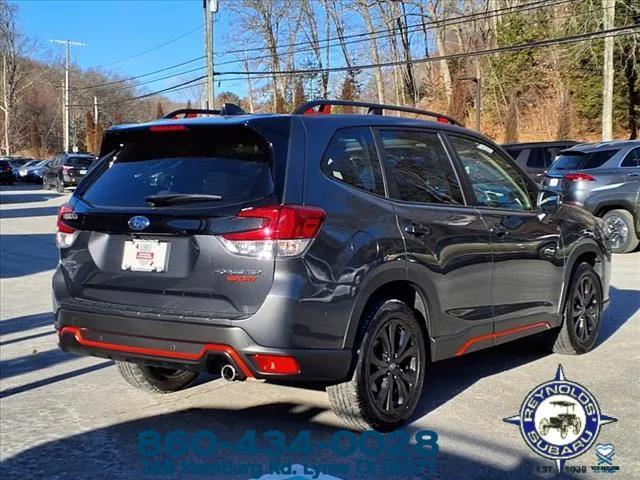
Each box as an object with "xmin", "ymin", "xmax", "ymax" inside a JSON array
[{"xmin": 145, "ymin": 193, "xmax": 223, "ymax": 206}]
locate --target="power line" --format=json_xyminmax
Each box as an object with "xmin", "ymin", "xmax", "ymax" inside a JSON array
[
  {"xmin": 84, "ymin": 0, "xmax": 601, "ymax": 98},
  {"xmin": 216, "ymin": 0, "xmax": 566, "ymax": 56},
  {"xmin": 91, "ymin": 25, "xmax": 202, "ymax": 68},
  {"xmin": 69, "ymin": 25, "xmax": 638, "ymax": 108},
  {"xmin": 78, "ymin": 0, "xmax": 571, "ymax": 92},
  {"xmin": 76, "ymin": 56, "xmax": 203, "ymax": 91},
  {"xmin": 217, "ymin": 25, "xmax": 639, "ymax": 77}
]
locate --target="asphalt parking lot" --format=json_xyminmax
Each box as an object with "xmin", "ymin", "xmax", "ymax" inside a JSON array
[{"xmin": 1, "ymin": 185, "xmax": 638, "ymax": 480}]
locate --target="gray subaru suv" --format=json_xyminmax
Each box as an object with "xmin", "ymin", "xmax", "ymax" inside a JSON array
[
  {"xmin": 542, "ymin": 140, "xmax": 640, "ymax": 206},
  {"xmin": 54, "ymin": 101, "xmax": 611, "ymax": 431}
]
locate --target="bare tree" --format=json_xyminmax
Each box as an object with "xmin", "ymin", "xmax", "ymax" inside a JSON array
[
  {"xmin": 356, "ymin": 0, "xmax": 385, "ymax": 103},
  {"xmin": 0, "ymin": 0, "xmax": 35, "ymax": 155},
  {"xmin": 602, "ymin": 0, "xmax": 615, "ymax": 140},
  {"xmin": 301, "ymin": 0, "xmax": 330, "ymax": 98}
]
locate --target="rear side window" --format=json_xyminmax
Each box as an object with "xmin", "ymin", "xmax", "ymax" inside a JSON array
[
  {"xmin": 379, "ymin": 130, "xmax": 463, "ymax": 204},
  {"xmin": 81, "ymin": 126, "xmax": 275, "ymax": 208},
  {"xmin": 621, "ymin": 147, "xmax": 640, "ymax": 167},
  {"xmin": 321, "ymin": 127, "xmax": 384, "ymax": 196},
  {"xmin": 552, "ymin": 150, "xmax": 617, "ymax": 170}
]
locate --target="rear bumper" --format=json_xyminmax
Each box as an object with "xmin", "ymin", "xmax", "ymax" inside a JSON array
[{"xmin": 55, "ymin": 307, "xmax": 353, "ymax": 382}]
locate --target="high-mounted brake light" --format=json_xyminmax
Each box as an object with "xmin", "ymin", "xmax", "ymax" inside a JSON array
[
  {"xmin": 56, "ymin": 203, "xmax": 79, "ymax": 248},
  {"xmin": 563, "ymin": 173, "xmax": 595, "ymax": 182},
  {"xmin": 149, "ymin": 125, "xmax": 189, "ymax": 132},
  {"xmin": 219, "ymin": 205, "xmax": 325, "ymax": 258}
]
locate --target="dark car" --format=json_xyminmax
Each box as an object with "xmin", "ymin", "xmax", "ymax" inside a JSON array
[
  {"xmin": 43, "ymin": 153, "xmax": 96, "ymax": 192},
  {"xmin": 503, "ymin": 141, "xmax": 579, "ymax": 183},
  {"xmin": 583, "ymin": 180, "xmax": 640, "ymax": 254},
  {"xmin": 3, "ymin": 157, "xmax": 33, "ymax": 180},
  {"xmin": 0, "ymin": 159, "xmax": 14, "ymax": 185},
  {"xmin": 19, "ymin": 159, "xmax": 50, "ymax": 183},
  {"xmin": 54, "ymin": 101, "xmax": 611, "ymax": 431}
]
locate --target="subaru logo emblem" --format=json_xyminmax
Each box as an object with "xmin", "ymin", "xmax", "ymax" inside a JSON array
[{"xmin": 128, "ymin": 216, "xmax": 150, "ymax": 231}]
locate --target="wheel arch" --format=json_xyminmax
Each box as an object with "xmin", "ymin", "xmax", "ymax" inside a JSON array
[
  {"xmin": 561, "ymin": 243, "xmax": 607, "ymax": 311},
  {"xmin": 344, "ymin": 277, "xmax": 432, "ymax": 358}
]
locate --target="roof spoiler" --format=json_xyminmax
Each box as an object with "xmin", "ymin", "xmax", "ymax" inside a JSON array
[
  {"xmin": 292, "ymin": 99, "xmax": 462, "ymax": 126},
  {"xmin": 163, "ymin": 103, "xmax": 247, "ymax": 119}
]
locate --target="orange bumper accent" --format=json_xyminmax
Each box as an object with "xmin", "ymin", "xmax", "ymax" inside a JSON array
[{"xmin": 59, "ymin": 326, "xmax": 254, "ymax": 378}]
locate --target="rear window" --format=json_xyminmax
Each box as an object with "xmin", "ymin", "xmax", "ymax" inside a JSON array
[
  {"xmin": 81, "ymin": 126, "xmax": 275, "ymax": 208},
  {"xmin": 551, "ymin": 150, "xmax": 617, "ymax": 170},
  {"xmin": 66, "ymin": 157, "xmax": 94, "ymax": 167}
]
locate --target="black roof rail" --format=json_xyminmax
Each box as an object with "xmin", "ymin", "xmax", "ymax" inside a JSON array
[
  {"xmin": 292, "ymin": 99, "xmax": 463, "ymax": 127},
  {"xmin": 163, "ymin": 103, "xmax": 247, "ymax": 119}
]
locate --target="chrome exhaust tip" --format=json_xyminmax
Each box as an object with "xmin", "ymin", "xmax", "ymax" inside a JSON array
[{"xmin": 221, "ymin": 364, "xmax": 238, "ymax": 381}]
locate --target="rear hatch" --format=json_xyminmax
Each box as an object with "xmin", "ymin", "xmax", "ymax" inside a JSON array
[
  {"xmin": 542, "ymin": 149, "xmax": 618, "ymax": 191},
  {"xmin": 59, "ymin": 120, "xmax": 291, "ymax": 318}
]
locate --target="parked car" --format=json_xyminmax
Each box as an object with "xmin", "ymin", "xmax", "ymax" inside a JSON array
[
  {"xmin": 0, "ymin": 159, "xmax": 14, "ymax": 185},
  {"xmin": 55, "ymin": 100, "xmax": 611, "ymax": 431},
  {"xmin": 542, "ymin": 140, "xmax": 640, "ymax": 206},
  {"xmin": 19, "ymin": 159, "xmax": 51, "ymax": 183},
  {"xmin": 583, "ymin": 180, "xmax": 640, "ymax": 254},
  {"xmin": 43, "ymin": 153, "xmax": 96, "ymax": 192},
  {"xmin": 2, "ymin": 157, "xmax": 33, "ymax": 180},
  {"xmin": 503, "ymin": 141, "xmax": 579, "ymax": 182}
]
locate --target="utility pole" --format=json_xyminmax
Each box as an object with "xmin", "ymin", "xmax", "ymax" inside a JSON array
[
  {"xmin": 203, "ymin": 0, "xmax": 218, "ymax": 109},
  {"xmin": 601, "ymin": 0, "xmax": 615, "ymax": 141},
  {"xmin": 50, "ymin": 39, "xmax": 85, "ymax": 152}
]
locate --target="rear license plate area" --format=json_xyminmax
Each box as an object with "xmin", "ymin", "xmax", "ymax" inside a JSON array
[{"xmin": 121, "ymin": 239, "xmax": 169, "ymax": 272}]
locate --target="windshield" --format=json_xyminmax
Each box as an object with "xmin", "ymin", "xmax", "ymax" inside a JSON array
[
  {"xmin": 81, "ymin": 126, "xmax": 275, "ymax": 208},
  {"xmin": 551, "ymin": 150, "xmax": 617, "ymax": 170}
]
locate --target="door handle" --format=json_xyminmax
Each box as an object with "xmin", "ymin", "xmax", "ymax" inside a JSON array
[
  {"xmin": 404, "ymin": 223, "xmax": 430, "ymax": 237},
  {"xmin": 626, "ymin": 172, "xmax": 640, "ymax": 177}
]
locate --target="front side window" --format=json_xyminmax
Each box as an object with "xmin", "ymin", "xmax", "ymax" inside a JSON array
[
  {"xmin": 379, "ymin": 129, "xmax": 463, "ymax": 204},
  {"xmin": 321, "ymin": 127, "xmax": 384, "ymax": 196},
  {"xmin": 621, "ymin": 147, "xmax": 640, "ymax": 167},
  {"xmin": 450, "ymin": 135, "xmax": 535, "ymax": 211}
]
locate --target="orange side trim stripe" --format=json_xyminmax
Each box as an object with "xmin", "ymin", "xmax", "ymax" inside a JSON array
[
  {"xmin": 59, "ymin": 326, "xmax": 253, "ymax": 378},
  {"xmin": 455, "ymin": 321, "xmax": 552, "ymax": 356}
]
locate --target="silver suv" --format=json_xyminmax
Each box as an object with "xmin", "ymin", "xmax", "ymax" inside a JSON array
[{"xmin": 542, "ymin": 140, "xmax": 640, "ymax": 206}]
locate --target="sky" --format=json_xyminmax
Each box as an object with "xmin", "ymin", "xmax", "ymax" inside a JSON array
[{"xmin": 16, "ymin": 0, "xmax": 249, "ymax": 101}]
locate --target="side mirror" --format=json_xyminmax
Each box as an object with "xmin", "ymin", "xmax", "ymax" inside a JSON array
[{"xmin": 537, "ymin": 189, "xmax": 561, "ymax": 213}]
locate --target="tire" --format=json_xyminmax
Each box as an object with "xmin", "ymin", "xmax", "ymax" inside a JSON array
[
  {"xmin": 55, "ymin": 177, "xmax": 65, "ymax": 193},
  {"xmin": 549, "ymin": 262, "xmax": 603, "ymax": 355},
  {"xmin": 602, "ymin": 209, "xmax": 639, "ymax": 254},
  {"xmin": 116, "ymin": 362, "xmax": 199, "ymax": 393},
  {"xmin": 327, "ymin": 299, "xmax": 427, "ymax": 432}
]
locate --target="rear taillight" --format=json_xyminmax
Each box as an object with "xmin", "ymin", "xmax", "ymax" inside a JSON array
[
  {"xmin": 563, "ymin": 173, "xmax": 595, "ymax": 182},
  {"xmin": 219, "ymin": 205, "xmax": 325, "ymax": 259},
  {"xmin": 56, "ymin": 203, "xmax": 79, "ymax": 248}
]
